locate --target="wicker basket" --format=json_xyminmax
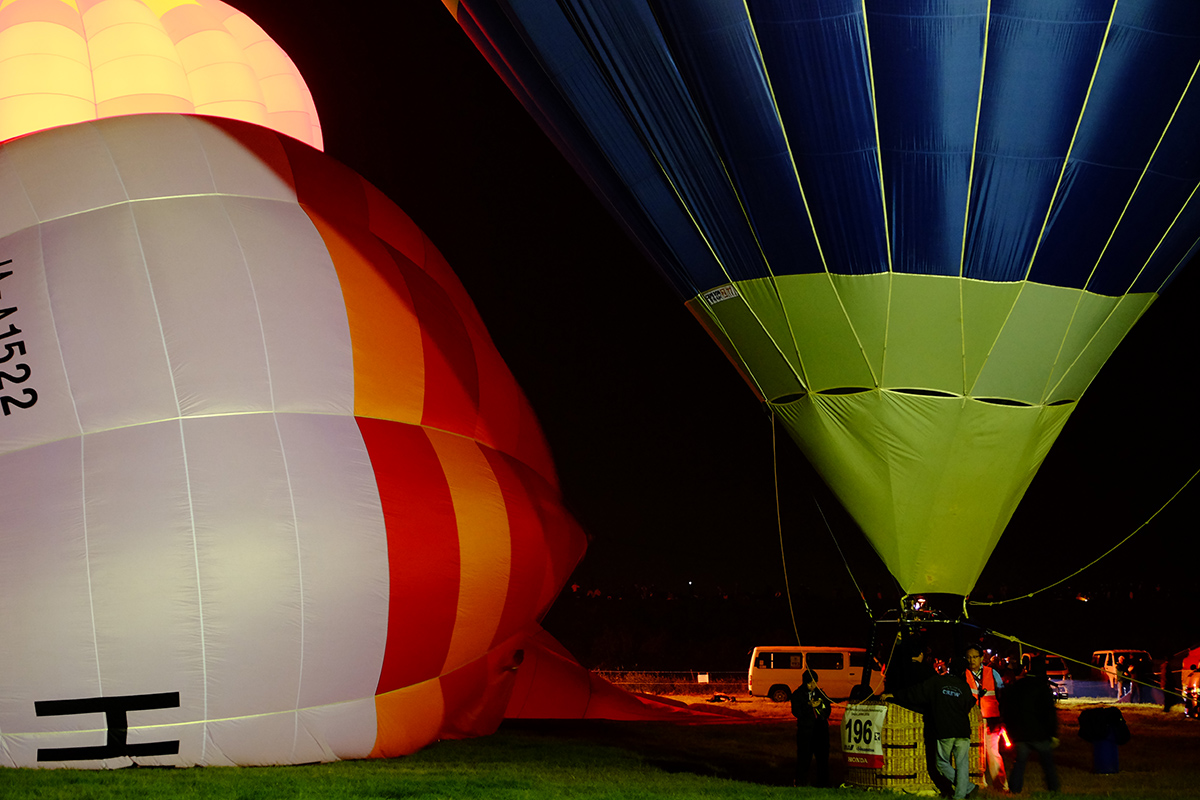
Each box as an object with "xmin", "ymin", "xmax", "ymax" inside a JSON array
[{"xmin": 844, "ymin": 701, "xmax": 984, "ymax": 793}]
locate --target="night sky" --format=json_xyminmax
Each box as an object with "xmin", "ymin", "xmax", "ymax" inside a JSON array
[{"xmin": 230, "ymin": 2, "xmax": 1199, "ymax": 611}]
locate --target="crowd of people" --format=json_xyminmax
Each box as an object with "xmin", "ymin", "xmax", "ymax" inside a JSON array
[{"xmin": 792, "ymin": 641, "xmax": 1061, "ymax": 796}]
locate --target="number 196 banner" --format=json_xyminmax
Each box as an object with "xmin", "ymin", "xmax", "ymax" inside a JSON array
[{"xmin": 842, "ymin": 705, "xmax": 887, "ymax": 768}]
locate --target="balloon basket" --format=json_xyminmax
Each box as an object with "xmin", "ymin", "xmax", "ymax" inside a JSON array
[{"xmin": 844, "ymin": 702, "xmax": 984, "ymax": 793}]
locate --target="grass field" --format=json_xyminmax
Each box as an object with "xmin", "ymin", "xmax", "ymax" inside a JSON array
[{"xmin": 2, "ymin": 698, "xmax": 1197, "ymax": 799}]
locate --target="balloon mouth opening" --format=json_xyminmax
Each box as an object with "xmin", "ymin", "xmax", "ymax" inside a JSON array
[
  {"xmin": 770, "ymin": 388, "xmax": 1078, "ymax": 408},
  {"xmin": 894, "ymin": 592, "xmax": 969, "ymax": 622}
]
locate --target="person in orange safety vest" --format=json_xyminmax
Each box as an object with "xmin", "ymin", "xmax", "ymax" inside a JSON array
[{"xmin": 965, "ymin": 644, "xmax": 1007, "ymax": 792}]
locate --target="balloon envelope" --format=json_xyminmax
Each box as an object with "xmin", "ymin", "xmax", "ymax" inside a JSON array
[
  {"xmin": 0, "ymin": 0, "xmax": 321, "ymax": 147},
  {"xmin": 447, "ymin": 0, "xmax": 1200, "ymax": 597},
  {"xmin": 0, "ymin": 114, "xmax": 585, "ymax": 767}
]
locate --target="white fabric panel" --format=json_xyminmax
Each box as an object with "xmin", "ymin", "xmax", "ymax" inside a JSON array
[
  {"xmin": 40, "ymin": 204, "xmax": 179, "ymax": 434},
  {"xmin": 0, "ymin": 226, "xmax": 80, "ymax": 456},
  {"xmin": 0, "ymin": 439, "xmax": 97, "ymax": 739},
  {"xmin": 276, "ymin": 413, "xmax": 387, "ymax": 710},
  {"xmin": 226, "ymin": 196, "xmax": 354, "ymax": 415},
  {"xmin": 181, "ymin": 413, "xmax": 303, "ymax": 726},
  {"xmin": 96, "ymin": 114, "xmax": 219, "ymax": 202},
  {"xmin": 5, "ymin": 122, "xmax": 128, "ymax": 223},
  {"xmin": 188, "ymin": 115, "xmax": 299, "ymax": 203},
  {"xmin": 296, "ymin": 698, "xmax": 380, "ymax": 761},
  {"xmin": 84, "ymin": 422, "xmax": 201, "ymax": 720},
  {"xmin": 134, "ymin": 196, "xmax": 273, "ymax": 416},
  {"xmin": 0, "ymin": 148, "xmax": 39, "ymax": 238}
]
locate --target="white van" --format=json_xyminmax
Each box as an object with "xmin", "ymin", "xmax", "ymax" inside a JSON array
[
  {"xmin": 1090, "ymin": 649, "xmax": 1152, "ymax": 696},
  {"xmin": 748, "ymin": 645, "xmax": 884, "ymax": 702}
]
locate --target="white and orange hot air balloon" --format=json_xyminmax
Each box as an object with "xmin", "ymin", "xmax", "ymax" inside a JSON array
[{"xmin": 0, "ymin": 113, "xmax": 586, "ymax": 768}]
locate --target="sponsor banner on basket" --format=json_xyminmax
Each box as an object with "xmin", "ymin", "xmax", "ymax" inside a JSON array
[{"xmin": 842, "ymin": 704, "xmax": 887, "ymax": 769}]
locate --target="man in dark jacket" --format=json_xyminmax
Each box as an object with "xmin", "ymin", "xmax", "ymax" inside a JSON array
[
  {"xmin": 1001, "ymin": 656, "xmax": 1061, "ymax": 793},
  {"xmin": 884, "ymin": 660, "xmax": 978, "ymax": 799},
  {"xmin": 791, "ymin": 669, "xmax": 832, "ymax": 786}
]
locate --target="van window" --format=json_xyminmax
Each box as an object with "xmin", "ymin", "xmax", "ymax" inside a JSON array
[
  {"xmin": 757, "ymin": 652, "xmax": 803, "ymax": 670},
  {"xmin": 808, "ymin": 652, "xmax": 844, "ymax": 671},
  {"xmin": 849, "ymin": 652, "xmax": 866, "ymax": 668}
]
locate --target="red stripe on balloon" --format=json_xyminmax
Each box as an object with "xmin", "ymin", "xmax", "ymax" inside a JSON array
[
  {"xmin": 283, "ymin": 135, "xmax": 369, "ymax": 227},
  {"xmin": 358, "ymin": 418, "xmax": 460, "ymax": 694},
  {"xmin": 514, "ymin": 462, "xmax": 588, "ymax": 614},
  {"xmin": 481, "ymin": 448, "xmax": 544, "ymax": 649}
]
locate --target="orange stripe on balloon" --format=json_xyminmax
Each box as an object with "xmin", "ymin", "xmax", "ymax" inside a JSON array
[
  {"xmin": 303, "ymin": 212, "xmax": 425, "ymax": 425},
  {"xmin": 0, "ymin": 1, "xmax": 85, "ymax": 35},
  {"xmin": 358, "ymin": 419, "xmax": 459, "ymax": 694},
  {"xmin": 426, "ymin": 430, "xmax": 510, "ymax": 675},
  {"xmin": 389, "ymin": 245, "xmax": 480, "ymax": 434},
  {"xmin": 370, "ymin": 679, "xmax": 445, "ymax": 759},
  {"xmin": 160, "ymin": 3, "xmax": 226, "ymax": 42}
]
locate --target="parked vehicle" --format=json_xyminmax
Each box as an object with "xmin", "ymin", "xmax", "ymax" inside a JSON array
[
  {"xmin": 1021, "ymin": 652, "xmax": 1072, "ymax": 698},
  {"xmin": 1091, "ymin": 649, "xmax": 1153, "ymax": 698},
  {"xmin": 748, "ymin": 645, "xmax": 884, "ymax": 702}
]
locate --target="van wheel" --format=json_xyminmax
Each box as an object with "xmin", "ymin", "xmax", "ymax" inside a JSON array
[{"xmin": 769, "ymin": 686, "xmax": 791, "ymax": 703}]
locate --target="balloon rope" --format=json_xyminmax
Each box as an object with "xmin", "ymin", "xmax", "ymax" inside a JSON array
[
  {"xmin": 771, "ymin": 413, "xmax": 802, "ymax": 645},
  {"xmin": 811, "ymin": 495, "xmax": 874, "ymax": 620},
  {"xmin": 971, "ymin": 465, "xmax": 1200, "ymax": 606},
  {"xmin": 987, "ymin": 628, "xmax": 1187, "ymax": 703}
]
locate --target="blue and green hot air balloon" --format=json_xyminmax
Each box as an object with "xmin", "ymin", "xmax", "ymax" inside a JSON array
[{"xmin": 444, "ymin": 0, "xmax": 1200, "ymax": 601}]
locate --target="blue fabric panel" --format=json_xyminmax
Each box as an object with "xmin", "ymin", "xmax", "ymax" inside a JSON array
[
  {"xmin": 866, "ymin": 1, "xmax": 986, "ymax": 276},
  {"xmin": 454, "ymin": 3, "xmax": 705, "ymax": 295},
  {"xmin": 458, "ymin": 0, "xmax": 1200, "ymax": 300},
  {"xmin": 1106, "ymin": 85, "xmax": 1200, "ymax": 296},
  {"xmin": 550, "ymin": 0, "xmax": 778, "ymax": 285},
  {"xmin": 963, "ymin": 0, "xmax": 1111, "ymax": 282},
  {"xmin": 1029, "ymin": 1, "xmax": 1200, "ymax": 293},
  {"xmin": 653, "ymin": 3, "xmax": 825, "ymax": 277},
  {"xmin": 750, "ymin": 0, "xmax": 888, "ymax": 275}
]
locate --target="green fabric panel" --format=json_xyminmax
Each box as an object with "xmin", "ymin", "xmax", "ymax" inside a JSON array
[
  {"xmin": 825, "ymin": 272, "xmax": 890, "ymax": 387},
  {"xmin": 772, "ymin": 273, "xmax": 876, "ymax": 391},
  {"xmin": 774, "ymin": 391, "xmax": 1074, "ymax": 597},
  {"xmin": 971, "ymin": 283, "xmax": 1079, "ymax": 402},
  {"xmin": 1048, "ymin": 293, "xmax": 1155, "ymax": 401},
  {"xmin": 962, "ymin": 279, "xmax": 1022, "ymax": 394},
  {"xmin": 883, "ymin": 274, "xmax": 965, "ymax": 392},
  {"xmin": 687, "ymin": 286, "xmax": 803, "ymax": 401}
]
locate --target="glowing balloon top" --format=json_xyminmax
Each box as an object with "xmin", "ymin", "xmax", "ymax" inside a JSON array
[
  {"xmin": 447, "ymin": 1, "xmax": 1200, "ymax": 598},
  {"xmin": 0, "ymin": 0, "xmax": 321, "ymax": 147}
]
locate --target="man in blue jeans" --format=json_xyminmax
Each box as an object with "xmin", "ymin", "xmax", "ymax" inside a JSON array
[{"xmin": 884, "ymin": 658, "xmax": 979, "ymax": 799}]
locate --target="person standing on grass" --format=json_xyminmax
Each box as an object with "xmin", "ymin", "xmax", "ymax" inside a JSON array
[
  {"xmin": 883, "ymin": 659, "xmax": 978, "ymax": 800},
  {"xmin": 964, "ymin": 644, "xmax": 1007, "ymax": 792},
  {"xmin": 791, "ymin": 669, "xmax": 831, "ymax": 787},
  {"xmin": 1000, "ymin": 656, "xmax": 1061, "ymax": 793}
]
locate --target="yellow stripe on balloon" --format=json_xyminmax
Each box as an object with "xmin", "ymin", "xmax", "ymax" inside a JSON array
[
  {"xmin": 370, "ymin": 679, "xmax": 445, "ymax": 759},
  {"xmin": 303, "ymin": 212, "xmax": 425, "ymax": 425},
  {"xmin": 428, "ymin": 431, "xmax": 511, "ymax": 675},
  {"xmin": 141, "ymin": 0, "xmax": 202, "ymax": 17}
]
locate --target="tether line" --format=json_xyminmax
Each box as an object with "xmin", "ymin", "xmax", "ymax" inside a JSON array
[
  {"xmin": 971, "ymin": 465, "xmax": 1199, "ymax": 606},
  {"xmin": 772, "ymin": 413, "xmax": 802, "ymax": 645}
]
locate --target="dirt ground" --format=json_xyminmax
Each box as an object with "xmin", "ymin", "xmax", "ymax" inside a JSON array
[{"xmin": 503, "ymin": 695, "xmax": 1200, "ymax": 795}]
